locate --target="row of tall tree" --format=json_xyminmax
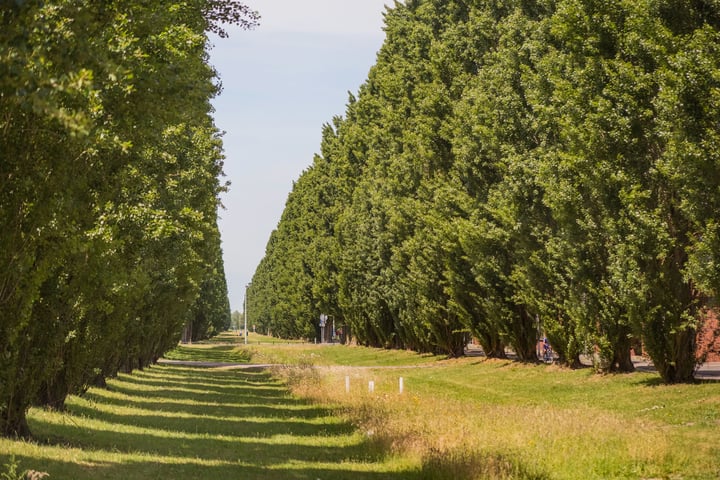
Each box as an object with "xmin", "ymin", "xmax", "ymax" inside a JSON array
[
  {"xmin": 0, "ymin": 0, "xmax": 255, "ymax": 437},
  {"xmin": 249, "ymin": 0, "xmax": 720, "ymax": 384}
]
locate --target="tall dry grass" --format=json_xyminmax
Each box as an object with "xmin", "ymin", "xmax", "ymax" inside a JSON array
[{"xmin": 273, "ymin": 362, "xmax": 697, "ymax": 480}]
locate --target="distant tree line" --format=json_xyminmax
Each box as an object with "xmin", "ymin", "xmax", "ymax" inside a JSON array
[
  {"xmin": 249, "ymin": 0, "xmax": 720, "ymax": 384},
  {"xmin": 0, "ymin": 0, "xmax": 257, "ymax": 437}
]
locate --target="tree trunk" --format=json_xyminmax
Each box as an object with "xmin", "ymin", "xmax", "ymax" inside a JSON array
[
  {"xmin": 477, "ymin": 331, "xmax": 506, "ymax": 359},
  {"xmin": 610, "ymin": 344, "xmax": 635, "ymax": 373},
  {"xmin": 92, "ymin": 373, "xmax": 107, "ymax": 389},
  {"xmin": 665, "ymin": 328, "xmax": 697, "ymax": 383},
  {"xmin": 646, "ymin": 323, "xmax": 697, "ymax": 383},
  {"xmin": 1, "ymin": 397, "xmax": 31, "ymax": 439},
  {"xmin": 511, "ymin": 306, "xmax": 538, "ymax": 362},
  {"xmin": 35, "ymin": 372, "xmax": 69, "ymax": 411},
  {"xmin": 448, "ymin": 332, "xmax": 466, "ymax": 358}
]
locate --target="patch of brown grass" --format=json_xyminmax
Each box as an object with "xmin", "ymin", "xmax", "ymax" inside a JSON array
[{"xmin": 273, "ymin": 363, "xmax": 695, "ymax": 480}]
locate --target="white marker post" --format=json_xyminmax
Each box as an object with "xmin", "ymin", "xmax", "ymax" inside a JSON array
[
  {"xmin": 368, "ymin": 380, "xmax": 375, "ymax": 393},
  {"xmin": 345, "ymin": 376, "xmax": 350, "ymax": 393},
  {"xmin": 399, "ymin": 377, "xmax": 404, "ymax": 394}
]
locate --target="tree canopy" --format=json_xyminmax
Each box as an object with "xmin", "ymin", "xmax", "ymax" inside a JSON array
[
  {"xmin": 0, "ymin": 0, "xmax": 256, "ymax": 437},
  {"xmin": 249, "ymin": 0, "xmax": 720, "ymax": 384}
]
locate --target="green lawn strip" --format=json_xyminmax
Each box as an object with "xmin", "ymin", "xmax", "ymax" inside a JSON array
[
  {"xmin": 162, "ymin": 344, "xmax": 254, "ymax": 363},
  {"xmin": 176, "ymin": 341, "xmax": 720, "ymax": 478},
  {"xmin": 401, "ymin": 358, "xmax": 720, "ymax": 426},
  {"xmin": 260, "ymin": 344, "xmax": 719, "ymax": 479},
  {"xmin": 7, "ymin": 341, "xmax": 720, "ymax": 479},
  {"xmin": 244, "ymin": 343, "xmax": 444, "ymax": 367},
  {"xmin": 170, "ymin": 332, "xmax": 444, "ymax": 367},
  {"xmin": 204, "ymin": 331, "xmax": 307, "ymax": 345},
  {"xmin": 1, "ymin": 364, "xmax": 416, "ymax": 479},
  {"xmin": 368, "ymin": 358, "xmax": 720, "ymax": 479}
]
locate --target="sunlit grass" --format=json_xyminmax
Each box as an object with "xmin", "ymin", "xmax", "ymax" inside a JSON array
[
  {"xmin": 162, "ymin": 343, "xmax": 253, "ymax": 363},
  {"xmin": 205, "ymin": 331, "xmax": 307, "ymax": 345},
  {"xmin": 172, "ymin": 332, "xmax": 444, "ymax": 367},
  {"xmin": 276, "ymin": 356, "xmax": 720, "ymax": 480},
  {"xmin": 0, "ymin": 364, "xmax": 416, "ymax": 479},
  {"xmin": 245, "ymin": 342, "xmax": 444, "ymax": 367},
  {"xmin": 4, "ymin": 340, "xmax": 720, "ymax": 479}
]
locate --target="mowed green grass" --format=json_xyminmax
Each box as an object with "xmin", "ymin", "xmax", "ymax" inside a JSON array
[
  {"xmin": 202, "ymin": 330, "xmax": 307, "ymax": 345},
  {"xmin": 169, "ymin": 331, "xmax": 444, "ymax": 367},
  {"xmin": 3, "ymin": 337, "xmax": 720, "ymax": 479},
  {"xmin": 162, "ymin": 343, "xmax": 253, "ymax": 363},
  {"xmin": 0, "ymin": 364, "xmax": 414, "ymax": 479},
  {"xmin": 246, "ymin": 342, "xmax": 442, "ymax": 367},
  {"xmin": 239, "ymin": 340, "xmax": 720, "ymax": 479}
]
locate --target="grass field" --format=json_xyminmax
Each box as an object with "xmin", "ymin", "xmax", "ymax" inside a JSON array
[
  {"xmin": 0, "ymin": 364, "xmax": 412, "ymax": 479},
  {"xmin": 203, "ymin": 331, "xmax": 307, "ymax": 345},
  {"xmin": 283, "ymin": 358, "xmax": 720, "ymax": 479},
  {"xmin": 2, "ymin": 333, "xmax": 720, "ymax": 479}
]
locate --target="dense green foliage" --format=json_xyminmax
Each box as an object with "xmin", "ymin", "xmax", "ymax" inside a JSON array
[
  {"xmin": 0, "ymin": 0, "xmax": 255, "ymax": 437},
  {"xmin": 250, "ymin": 0, "xmax": 720, "ymax": 383}
]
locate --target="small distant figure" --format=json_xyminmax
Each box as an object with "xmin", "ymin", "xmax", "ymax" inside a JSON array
[{"xmin": 542, "ymin": 337, "xmax": 553, "ymax": 363}]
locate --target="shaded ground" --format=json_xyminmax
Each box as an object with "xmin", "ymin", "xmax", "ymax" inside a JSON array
[
  {"xmin": 158, "ymin": 358, "xmax": 278, "ymax": 369},
  {"xmin": 6, "ymin": 365, "xmax": 414, "ymax": 479}
]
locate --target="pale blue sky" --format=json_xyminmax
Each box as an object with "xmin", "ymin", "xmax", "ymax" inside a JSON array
[{"xmin": 210, "ymin": 1, "xmax": 391, "ymax": 312}]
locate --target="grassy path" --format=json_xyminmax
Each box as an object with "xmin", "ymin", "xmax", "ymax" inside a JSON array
[
  {"xmin": 1, "ymin": 364, "xmax": 412, "ymax": 479},
  {"xmin": 4, "ymin": 333, "xmax": 720, "ymax": 479}
]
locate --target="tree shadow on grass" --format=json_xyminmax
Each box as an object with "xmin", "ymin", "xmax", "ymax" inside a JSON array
[
  {"xmin": 30, "ymin": 417, "xmax": 370, "ymax": 464},
  {"xmin": 163, "ymin": 345, "xmax": 253, "ymax": 363},
  {"xmin": 60, "ymin": 401, "xmax": 354, "ymax": 438},
  {"xmin": 79, "ymin": 368, "xmax": 335, "ymax": 422},
  {"xmin": 19, "ymin": 364, "xmax": 419, "ymax": 479},
  {"xmin": 97, "ymin": 381, "xmax": 298, "ymax": 406},
  {"xmin": 60, "ymin": 366, "xmax": 352, "ymax": 437},
  {"xmin": 119, "ymin": 366, "xmax": 294, "ymax": 399},
  {"xmin": 128, "ymin": 365, "xmax": 285, "ymax": 390},
  {"xmin": 115, "ymin": 368, "xmax": 279, "ymax": 391},
  {"xmin": 80, "ymin": 388, "xmax": 333, "ymax": 421},
  {"xmin": 3, "ymin": 452, "xmax": 420, "ymax": 480}
]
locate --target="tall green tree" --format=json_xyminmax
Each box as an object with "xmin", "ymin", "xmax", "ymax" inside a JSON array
[
  {"xmin": 0, "ymin": 0, "xmax": 255, "ymax": 437},
  {"xmin": 251, "ymin": 0, "xmax": 720, "ymax": 383}
]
